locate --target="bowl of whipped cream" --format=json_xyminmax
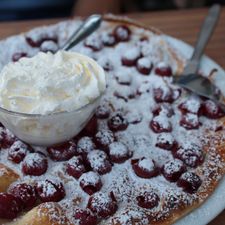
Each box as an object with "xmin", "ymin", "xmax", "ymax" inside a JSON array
[{"xmin": 0, "ymin": 51, "xmax": 106, "ymax": 146}]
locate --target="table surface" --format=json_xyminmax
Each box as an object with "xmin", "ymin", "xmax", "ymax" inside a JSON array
[{"xmin": 0, "ymin": 6, "xmax": 224, "ymax": 225}]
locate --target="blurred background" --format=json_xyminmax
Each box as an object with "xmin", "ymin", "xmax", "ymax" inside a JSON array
[{"xmin": 0, "ymin": 0, "xmax": 224, "ymax": 21}]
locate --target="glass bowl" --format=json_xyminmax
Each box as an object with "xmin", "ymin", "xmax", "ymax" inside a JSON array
[{"xmin": 0, "ymin": 95, "xmax": 102, "ymax": 146}]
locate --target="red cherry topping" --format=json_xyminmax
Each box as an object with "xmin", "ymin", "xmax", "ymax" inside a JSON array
[
  {"xmin": 155, "ymin": 133, "xmax": 177, "ymax": 150},
  {"xmin": 82, "ymin": 116, "xmax": 98, "ymax": 136},
  {"xmin": 173, "ymin": 143, "xmax": 204, "ymax": 168},
  {"xmin": 101, "ymin": 33, "xmax": 116, "ymax": 47},
  {"xmin": 162, "ymin": 159, "xmax": 186, "ymax": 182},
  {"xmin": 150, "ymin": 115, "xmax": 172, "ymax": 133},
  {"xmin": 114, "ymin": 86, "xmax": 135, "ymax": 102},
  {"xmin": 121, "ymin": 48, "xmax": 141, "ymax": 67},
  {"xmin": 8, "ymin": 183, "xmax": 37, "ymax": 209},
  {"xmin": 113, "ymin": 25, "xmax": 131, "ymax": 42},
  {"xmin": 108, "ymin": 112, "xmax": 128, "ymax": 132},
  {"xmin": 79, "ymin": 171, "xmax": 102, "ymax": 195},
  {"xmin": 109, "ymin": 141, "xmax": 132, "ymax": 163},
  {"xmin": 180, "ymin": 113, "xmax": 200, "ymax": 130},
  {"xmin": 12, "ymin": 52, "xmax": 27, "ymax": 62},
  {"xmin": 153, "ymin": 87, "xmax": 175, "ymax": 103},
  {"xmin": 84, "ymin": 35, "xmax": 103, "ymax": 51},
  {"xmin": 66, "ymin": 156, "xmax": 86, "ymax": 179},
  {"xmin": 152, "ymin": 104, "xmax": 174, "ymax": 117},
  {"xmin": 200, "ymin": 100, "xmax": 225, "ymax": 119},
  {"xmin": 136, "ymin": 191, "xmax": 159, "ymax": 209},
  {"xmin": 178, "ymin": 96, "xmax": 201, "ymax": 114},
  {"xmin": 131, "ymin": 157, "xmax": 158, "ymax": 178},
  {"xmin": 73, "ymin": 208, "xmax": 97, "ymax": 225},
  {"xmin": 95, "ymin": 103, "xmax": 111, "ymax": 119},
  {"xmin": 126, "ymin": 110, "xmax": 143, "ymax": 124},
  {"xmin": 26, "ymin": 36, "xmax": 57, "ymax": 48},
  {"xmin": 0, "ymin": 193, "xmax": 21, "ymax": 219},
  {"xmin": 8, "ymin": 140, "xmax": 31, "ymax": 164},
  {"xmin": 115, "ymin": 72, "xmax": 132, "ymax": 86},
  {"xmin": 177, "ymin": 172, "xmax": 202, "ymax": 193},
  {"xmin": 87, "ymin": 191, "xmax": 117, "ymax": 218},
  {"xmin": 22, "ymin": 152, "xmax": 48, "ymax": 176},
  {"xmin": 40, "ymin": 40, "xmax": 58, "ymax": 53},
  {"xmin": 155, "ymin": 62, "xmax": 172, "ymax": 76},
  {"xmin": 0, "ymin": 128, "xmax": 15, "ymax": 149},
  {"xmin": 47, "ymin": 140, "xmax": 77, "ymax": 161},
  {"xmin": 35, "ymin": 179, "xmax": 65, "ymax": 202},
  {"xmin": 77, "ymin": 137, "xmax": 95, "ymax": 156},
  {"xmin": 87, "ymin": 150, "xmax": 112, "ymax": 175},
  {"xmin": 94, "ymin": 129, "xmax": 115, "ymax": 150},
  {"xmin": 136, "ymin": 57, "xmax": 152, "ymax": 75}
]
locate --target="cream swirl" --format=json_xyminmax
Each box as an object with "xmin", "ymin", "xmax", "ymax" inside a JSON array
[{"xmin": 0, "ymin": 51, "xmax": 106, "ymax": 114}]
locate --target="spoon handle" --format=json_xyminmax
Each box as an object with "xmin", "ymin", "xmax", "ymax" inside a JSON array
[
  {"xmin": 61, "ymin": 14, "xmax": 102, "ymax": 51},
  {"xmin": 191, "ymin": 4, "xmax": 221, "ymax": 61}
]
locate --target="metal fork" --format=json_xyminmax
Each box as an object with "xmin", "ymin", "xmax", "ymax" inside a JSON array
[{"xmin": 173, "ymin": 4, "xmax": 225, "ymax": 110}]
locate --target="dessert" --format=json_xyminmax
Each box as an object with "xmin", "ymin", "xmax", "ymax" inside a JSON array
[{"xmin": 0, "ymin": 15, "xmax": 224, "ymax": 225}]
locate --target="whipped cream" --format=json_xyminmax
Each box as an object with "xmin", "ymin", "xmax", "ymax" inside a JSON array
[{"xmin": 0, "ymin": 51, "xmax": 106, "ymax": 114}]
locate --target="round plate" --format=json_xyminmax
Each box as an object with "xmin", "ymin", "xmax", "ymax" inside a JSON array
[{"xmin": 166, "ymin": 35, "xmax": 225, "ymax": 225}]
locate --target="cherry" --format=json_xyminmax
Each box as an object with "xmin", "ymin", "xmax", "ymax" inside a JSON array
[
  {"xmin": 12, "ymin": 52, "xmax": 27, "ymax": 62},
  {"xmin": 113, "ymin": 25, "xmax": 131, "ymax": 42},
  {"xmin": 136, "ymin": 57, "xmax": 152, "ymax": 75},
  {"xmin": 77, "ymin": 137, "xmax": 95, "ymax": 156},
  {"xmin": 131, "ymin": 157, "xmax": 158, "ymax": 178},
  {"xmin": 0, "ymin": 128, "xmax": 15, "ymax": 149},
  {"xmin": 0, "ymin": 193, "xmax": 21, "ymax": 219},
  {"xmin": 155, "ymin": 133, "xmax": 177, "ymax": 150},
  {"xmin": 47, "ymin": 140, "xmax": 77, "ymax": 161},
  {"xmin": 95, "ymin": 103, "xmax": 111, "ymax": 119},
  {"xmin": 81, "ymin": 116, "xmax": 98, "ymax": 136},
  {"xmin": 101, "ymin": 33, "xmax": 116, "ymax": 47},
  {"xmin": 155, "ymin": 62, "xmax": 172, "ymax": 77},
  {"xmin": 150, "ymin": 115, "xmax": 172, "ymax": 133},
  {"xmin": 108, "ymin": 112, "xmax": 128, "ymax": 132},
  {"xmin": 35, "ymin": 179, "xmax": 65, "ymax": 202},
  {"xmin": 22, "ymin": 152, "xmax": 48, "ymax": 176},
  {"xmin": 152, "ymin": 104, "xmax": 174, "ymax": 117},
  {"xmin": 84, "ymin": 35, "xmax": 103, "ymax": 51},
  {"xmin": 40, "ymin": 40, "xmax": 58, "ymax": 53},
  {"xmin": 65, "ymin": 156, "xmax": 86, "ymax": 179},
  {"xmin": 180, "ymin": 113, "xmax": 200, "ymax": 130},
  {"xmin": 94, "ymin": 129, "xmax": 115, "ymax": 150},
  {"xmin": 126, "ymin": 110, "xmax": 143, "ymax": 124},
  {"xmin": 26, "ymin": 36, "xmax": 57, "ymax": 48},
  {"xmin": 177, "ymin": 171, "xmax": 202, "ymax": 194},
  {"xmin": 116, "ymin": 72, "xmax": 132, "ymax": 85},
  {"xmin": 8, "ymin": 140, "xmax": 31, "ymax": 164},
  {"xmin": 8, "ymin": 183, "xmax": 37, "ymax": 209},
  {"xmin": 153, "ymin": 87, "xmax": 174, "ymax": 103},
  {"xmin": 200, "ymin": 100, "xmax": 225, "ymax": 119},
  {"xmin": 121, "ymin": 48, "xmax": 141, "ymax": 67},
  {"xmin": 109, "ymin": 141, "xmax": 132, "ymax": 163},
  {"xmin": 73, "ymin": 208, "xmax": 97, "ymax": 225},
  {"xmin": 173, "ymin": 143, "xmax": 204, "ymax": 168},
  {"xmin": 162, "ymin": 159, "xmax": 186, "ymax": 182},
  {"xmin": 136, "ymin": 191, "xmax": 159, "ymax": 209},
  {"xmin": 114, "ymin": 87, "xmax": 135, "ymax": 102},
  {"xmin": 79, "ymin": 171, "xmax": 102, "ymax": 195},
  {"xmin": 87, "ymin": 191, "xmax": 117, "ymax": 218},
  {"xmin": 87, "ymin": 150, "xmax": 112, "ymax": 175},
  {"xmin": 178, "ymin": 97, "xmax": 201, "ymax": 114}
]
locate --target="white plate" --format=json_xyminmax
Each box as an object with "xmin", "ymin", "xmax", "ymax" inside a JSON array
[{"xmin": 165, "ymin": 35, "xmax": 225, "ymax": 225}]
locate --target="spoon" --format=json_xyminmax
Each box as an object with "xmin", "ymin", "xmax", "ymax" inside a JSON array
[
  {"xmin": 173, "ymin": 4, "xmax": 225, "ymax": 110},
  {"xmin": 61, "ymin": 14, "xmax": 102, "ymax": 51}
]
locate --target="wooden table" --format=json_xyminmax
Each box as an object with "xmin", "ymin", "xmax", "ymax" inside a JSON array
[{"xmin": 0, "ymin": 6, "xmax": 224, "ymax": 225}]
